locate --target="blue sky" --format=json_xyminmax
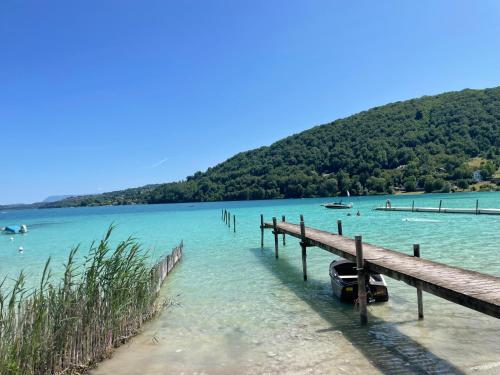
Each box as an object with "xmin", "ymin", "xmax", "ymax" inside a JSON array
[{"xmin": 1, "ymin": 0, "xmax": 500, "ymax": 204}]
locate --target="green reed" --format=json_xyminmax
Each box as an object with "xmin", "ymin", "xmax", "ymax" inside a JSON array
[{"xmin": 0, "ymin": 226, "xmax": 183, "ymax": 374}]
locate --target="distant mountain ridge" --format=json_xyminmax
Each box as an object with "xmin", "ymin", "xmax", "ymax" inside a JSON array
[
  {"xmin": 42, "ymin": 87, "xmax": 500, "ymax": 208},
  {"xmin": 43, "ymin": 195, "xmax": 75, "ymax": 203},
  {"xmin": 41, "ymin": 184, "xmax": 161, "ymax": 208}
]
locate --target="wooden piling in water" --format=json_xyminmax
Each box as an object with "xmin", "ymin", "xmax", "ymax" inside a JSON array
[
  {"xmin": 476, "ymin": 199, "xmax": 479, "ymax": 215},
  {"xmin": 282, "ymin": 215, "xmax": 286, "ymax": 245},
  {"xmin": 355, "ymin": 236, "xmax": 368, "ymax": 325},
  {"xmin": 414, "ymin": 244, "xmax": 424, "ymax": 319},
  {"xmin": 260, "ymin": 214, "xmax": 264, "ymax": 247},
  {"xmin": 300, "ymin": 219, "xmax": 307, "ymax": 281},
  {"xmin": 337, "ymin": 220, "xmax": 343, "ymax": 236},
  {"xmin": 272, "ymin": 217, "xmax": 279, "ymax": 259},
  {"xmin": 412, "ymin": 200, "xmax": 415, "ymax": 212},
  {"xmin": 233, "ymin": 215, "xmax": 236, "ymax": 232},
  {"xmin": 228, "ymin": 212, "xmax": 231, "ymax": 228},
  {"xmin": 439, "ymin": 200, "xmax": 442, "ymax": 213}
]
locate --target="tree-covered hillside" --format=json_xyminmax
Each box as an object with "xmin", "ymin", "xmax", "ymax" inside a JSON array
[{"xmin": 45, "ymin": 87, "xmax": 500, "ymax": 207}]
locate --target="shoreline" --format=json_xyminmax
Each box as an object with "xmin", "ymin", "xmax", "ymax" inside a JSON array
[{"xmin": 2, "ymin": 189, "xmax": 499, "ymax": 212}]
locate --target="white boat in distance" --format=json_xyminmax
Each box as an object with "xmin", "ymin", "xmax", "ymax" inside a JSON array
[
  {"xmin": 321, "ymin": 202, "xmax": 353, "ymax": 209},
  {"xmin": 321, "ymin": 191, "xmax": 353, "ymax": 209}
]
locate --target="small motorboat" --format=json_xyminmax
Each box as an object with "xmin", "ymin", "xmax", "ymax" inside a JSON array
[
  {"xmin": 329, "ymin": 258, "xmax": 388, "ymax": 303},
  {"xmin": 322, "ymin": 202, "xmax": 353, "ymax": 209},
  {"xmin": 322, "ymin": 190, "xmax": 353, "ymax": 209}
]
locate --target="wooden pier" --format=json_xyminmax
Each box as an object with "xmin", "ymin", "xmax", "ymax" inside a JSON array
[{"xmin": 261, "ymin": 217, "xmax": 500, "ymax": 324}]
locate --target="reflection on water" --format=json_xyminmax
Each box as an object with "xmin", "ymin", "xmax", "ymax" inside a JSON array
[{"xmin": 1, "ymin": 193, "xmax": 500, "ymax": 374}]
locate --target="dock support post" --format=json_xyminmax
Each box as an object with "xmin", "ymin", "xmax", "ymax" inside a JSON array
[
  {"xmin": 300, "ymin": 214, "xmax": 304, "ymax": 222},
  {"xmin": 476, "ymin": 199, "xmax": 479, "ymax": 215},
  {"xmin": 439, "ymin": 200, "xmax": 442, "ymax": 213},
  {"xmin": 337, "ymin": 220, "xmax": 343, "ymax": 236},
  {"xmin": 355, "ymin": 236, "xmax": 368, "ymax": 326},
  {"xmin": 300, "ymin": 219, "xmax": 307, "ymax": 281},
  {"xmin": 222, "ymin": 209, "xmax": 224, "ymax": 220},
  {"xmin": 282, "ymin": 215, "xmax": 286, "ymax": 245},
  {"xmin": 225, "ymin": 210, "xmax": 227, "ymax": 224},
  {"xmin": 260, "ymin": 214, "xmax": 264, "ymax": 247},
  {"xmin": 228, "ymin": 212, "xmax": 231, "ymax": 228},
  {"xmin": 414, "ymin": 244, "xmax": 424, "ymax": 320},
  {"xmin": 272, "ymin": 217, "xmax": 279, "ymax": 259},
  {"xmin": 233, "ymin": 215, "xmax": 236, "ymax": 233},
  {"xmin": 412, "ymin": 200, "xmax": 415, "ymax": 212}
]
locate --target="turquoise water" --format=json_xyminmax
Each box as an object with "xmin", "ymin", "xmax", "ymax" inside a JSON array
[{"xmin": 2, "ymin": 192, "xmax": 500, "ymax": 374}]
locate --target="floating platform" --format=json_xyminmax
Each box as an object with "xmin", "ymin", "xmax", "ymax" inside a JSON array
[{"xmin": 375, "ymin": 206, "xmax": 500, "ymax": 215}]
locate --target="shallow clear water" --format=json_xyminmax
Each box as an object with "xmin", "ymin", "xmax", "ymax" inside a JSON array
[{"xmin": 2, "ymin": 192, "xmax": 500, "ymax": 374}]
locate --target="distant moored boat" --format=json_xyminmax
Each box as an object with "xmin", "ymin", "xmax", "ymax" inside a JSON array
[
  {"xmin": 3, "ymin": 224, "xmax": 28, "ymax": 234},
  {"xmin": 321, "ymin": 202, "xmax": 353, "ymax": 209},
  {"xmin": 321, "ymin": 190, "xmax": 353, "ymax": 209}
]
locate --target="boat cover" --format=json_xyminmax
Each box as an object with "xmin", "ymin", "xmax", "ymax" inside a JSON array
[{"xmin": 5, "ymin": 225, "xmax": 21, "ymax": 233}]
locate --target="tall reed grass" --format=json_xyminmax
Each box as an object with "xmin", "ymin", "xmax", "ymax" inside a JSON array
[{"xmin": 0, "ymin": 226, "xmax": 183, "ymax": 374}]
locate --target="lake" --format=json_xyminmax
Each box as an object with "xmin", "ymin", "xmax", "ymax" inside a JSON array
[{"xmin": 2, "ymin": 192, "xmax": 500, "ymax": 374}]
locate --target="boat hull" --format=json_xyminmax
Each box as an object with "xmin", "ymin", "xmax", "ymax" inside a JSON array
[
  {"xmin": 322, "ymin": 203, "xmax": 353, "ymax": 209},
  {"xmin": 4, "ymin": 226, "xmax": 20, "ymax": 234},
  {"xmin": 329, "ymin": 259, "xmax": 389, "ymax": 303}
]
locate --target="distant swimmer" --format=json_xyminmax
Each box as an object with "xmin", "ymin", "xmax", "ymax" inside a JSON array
[
  {"xmin": 347, "ymin": 213, "xmax": 352, "ymax": 216},
  {"xmin": 385, "ymin": 199, "xmax": 392, "ymax": 208},
  {"xmin": 18, "ymin": 246, "xmax": 24, "ymax": 253},
  {"xmin": 356, "ymin": 210, "xmax": 361, "ymax": 216}
]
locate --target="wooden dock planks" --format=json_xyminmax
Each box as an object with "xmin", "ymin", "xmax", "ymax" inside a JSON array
[{"xmin": 263, "ymin": 221, "xmax": 500, "ymax": 319}]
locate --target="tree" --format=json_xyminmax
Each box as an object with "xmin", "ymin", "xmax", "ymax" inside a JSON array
[
  {"xmin": 337, "ymin": 171, "xmax": 351, "ymax": 195},
  {"xmin": 422, "ymin": 176, "xmax": 435, "ymax": 193},
  {"xmin": 441, "ymin": 182, "xmax": 451, "ymax": 193},
  {"xmin": 404, "ymin": 177, "xmax": 417, "ymax": 192},
  {"xmin": 324, "ymin": 178, "xmax": 338, "ymax": 195},
  {"xmin": 480, "ymin": 162, "xmax": 496, "ymax": 179},
  {"xmin": 433, "ymin": 178, "xmax": 445, "ymax": 192},
  {"xmin": 366, "ymin": 176, "xmax": 386, "ymax": 193}
]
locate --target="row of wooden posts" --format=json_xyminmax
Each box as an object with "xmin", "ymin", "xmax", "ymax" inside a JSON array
[
  {"xmin": 221, "ymin": 209, "xmax": 236, "ymax": 232},
  {"xmin": 151, "ymin": 241, "xmax": 184, "ymax": 293},
  {"xmin": 260, "ymin": 214, "xmax": 424, "ymax": 325}
]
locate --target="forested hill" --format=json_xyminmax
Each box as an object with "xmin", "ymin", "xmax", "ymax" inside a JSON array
[{"xmin": 45, "ymin": 87, "xmax": 500, "ymax": 208}]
